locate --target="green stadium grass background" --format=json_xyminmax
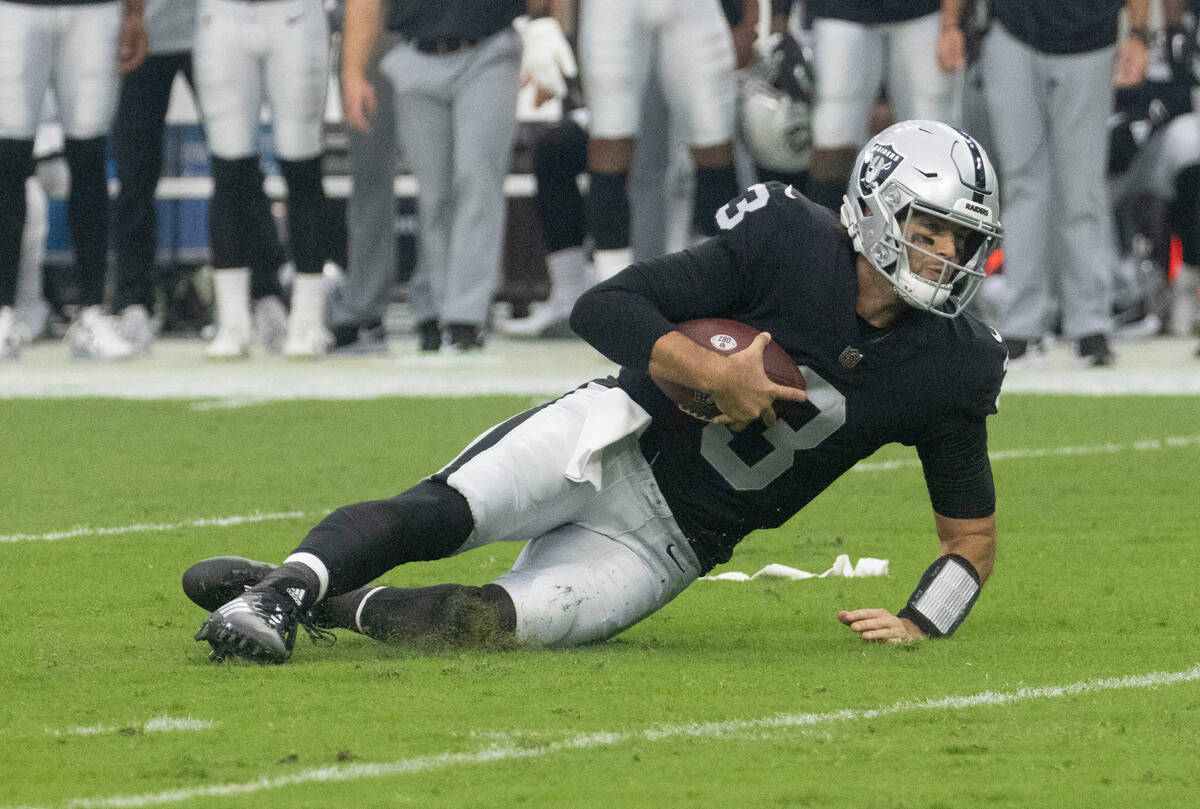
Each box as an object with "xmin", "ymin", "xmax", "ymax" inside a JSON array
[{"xmin": 1, "ymin": 395, "xmax": 1197, "ymax": 808}]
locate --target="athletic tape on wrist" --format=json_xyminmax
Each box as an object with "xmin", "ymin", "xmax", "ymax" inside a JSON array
[{"xmin": 897, "ymin": 554, "xmax": 980, "ymax": 638}]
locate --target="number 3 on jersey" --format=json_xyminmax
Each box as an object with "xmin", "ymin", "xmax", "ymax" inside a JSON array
[
  {"xmin": 716, "ymin": 183, "xmax": 770, "ymax": 230},
  {"xmin": 700, "ymin": 366, "xmax": 847, "ymax": 491}
]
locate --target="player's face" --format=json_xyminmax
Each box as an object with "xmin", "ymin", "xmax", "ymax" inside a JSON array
[{"xmin": 903, "ymin": 213, "xmax": 968, "ymax": 282}]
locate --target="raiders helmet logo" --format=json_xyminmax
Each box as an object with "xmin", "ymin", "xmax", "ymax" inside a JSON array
[{"xmin": 858, "ymin": 142, "xmax": 903, "ymax": 195}]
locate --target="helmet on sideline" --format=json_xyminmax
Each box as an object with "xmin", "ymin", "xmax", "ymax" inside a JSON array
[
  {"xmin": 738, "ymin": 33, "xmax": 814, "ymax": 173},
  {"xmin": 840, "ymin": 120, "xmax": 1003, "ymax": 318},
  {"xmin": 739, "ymin": 73, "xmax": 811, "ymax": 173}
]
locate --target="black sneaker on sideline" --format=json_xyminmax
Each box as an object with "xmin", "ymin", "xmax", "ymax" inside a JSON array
[
  {"xmin": 417, "ymin": 319, "xmax": 441, "ymax": 352},
  {"xmin": 1004, "ymin": 338, "xmax": 1028, "ymax": 360},
  {"xmin": 445, "ymin": 322, "xmax": 485, "ymax": 352},
  {"xmin": 330, "ymin": 321, "xmax": 388, "ymax": 355},
  {"xmin": 1077, "ymin": 333, "xmax": 1115, "ymax": 367}
]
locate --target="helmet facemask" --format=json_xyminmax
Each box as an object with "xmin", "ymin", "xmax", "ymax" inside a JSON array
[{"xmin": 888, "ymin": 198, "xmax": 996, "ymax": 315}]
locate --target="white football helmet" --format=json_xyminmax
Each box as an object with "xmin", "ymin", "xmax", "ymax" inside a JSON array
[
  {"xmin": 840, "ymin": 120, "xmax": 1003, "ymax": 318},
  {"xmin": 739, "ymin": 73, "xmax": 811, "ymax": 173}
]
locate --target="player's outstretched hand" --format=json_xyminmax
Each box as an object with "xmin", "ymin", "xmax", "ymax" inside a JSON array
[
  {"xmin": 711, "ymin": 332, "xmax": 807, "ymax": 429},
  {"xmin": 837, "ymin": 608, "xmax": 925, "ymax": 644}
]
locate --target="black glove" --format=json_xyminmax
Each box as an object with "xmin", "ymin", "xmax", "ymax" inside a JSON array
[{"xmin": 766, "ymin": 33, "xmax": 814, "ymax": 103}]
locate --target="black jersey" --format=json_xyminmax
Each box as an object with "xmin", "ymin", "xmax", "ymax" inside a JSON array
[
  {"xmin": 809, "ymin": 1, "xmax": 940, "ymax": 25},
  {"xmin": 990, "ymin": 0, "xmax": 1124, "ymax": 55},
  {"xmin": 386, "ymin": 0, "xmax": 523, "ymax": 41},
  {"xmin": 572, "ymin": 183, "xmax": 1006, "ymax": 572}
]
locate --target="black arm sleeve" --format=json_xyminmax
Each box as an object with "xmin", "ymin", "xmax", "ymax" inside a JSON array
[
  {"xmin": 916, "ymin": 417, "xmax": 996, "ymax": 519},
  {"xmin": 569, "ymin": 238, "xmax": 748, "ymax": 371}
]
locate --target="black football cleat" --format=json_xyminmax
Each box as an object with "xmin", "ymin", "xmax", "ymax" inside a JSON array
[
  {"xmin": 195, "ymin": 586, "xmax": 305, "ymax": 664},
  {"xmin": 182, "ymin": 556, "xmax": 276, "ymax": 612}
]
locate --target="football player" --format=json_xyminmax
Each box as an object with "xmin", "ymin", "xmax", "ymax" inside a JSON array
[
  {"xmin": 578, "ymin": 0, "xmax": 749, "ymax": 282},
  {"xmin": 188, "ymin": 121, "xmax": 1005, "ymax": 663},
  {"xmin": 0, "ymin": 0, "xmax": 147, "ymax": 360},
  {"xmin": 110, "ymin": 0, "xmax": 289, "ymax": 356},
  {"xmin": 805, "ymin": 1, "xmax": 957, "ymax": 213},
  {"xmin": 193, "ymin": 0, "xmax": 336, "ymax": 358}
]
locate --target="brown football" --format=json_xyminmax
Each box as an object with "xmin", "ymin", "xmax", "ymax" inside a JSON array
[{"xmin": 651, "ymin": 318, "xmax": 805, "ymax": 421}]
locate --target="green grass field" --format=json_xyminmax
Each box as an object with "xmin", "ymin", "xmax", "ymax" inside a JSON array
[{"xmin": 2, "ymin": 394, "xmax": 1198, "ymax": 809}]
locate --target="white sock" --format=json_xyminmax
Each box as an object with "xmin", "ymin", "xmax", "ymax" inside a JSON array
[
  {"xmin": 283, "ymin": 552, "xmax": 330, "ymax": 601},
  {"xmin": 354, "ymin": 586, "xmax": 387, "ymax": 633},
  {"xmin": 593, "ymin": 247, "xmax": 632, "ymax": 283}
]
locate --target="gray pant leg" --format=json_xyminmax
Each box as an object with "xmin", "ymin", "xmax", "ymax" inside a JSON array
[
  {"xmin": 384, "ymin": 44, "xmax": 454, "ymax": 326},
  {"xmin": 441, "ymin": 31, "xmax": 521, "ymax": 325},
  {"xmin": 630, "ymin": 58, "xmax": 670, "ymax": 262},
  {"xmin": 333, "ymin": 33, "xmax": 400, "ymax": 328},
  {"xmin": 383, "ymin": 30, "xmax": 520, "ymax": 327},
  {"xmin": 981, "ymin": 23, "xmax": 1055, "ymax": 341},
  {"xmin": 1042, "ymin": 44, "xmax": 1116, "ymax": 339}
]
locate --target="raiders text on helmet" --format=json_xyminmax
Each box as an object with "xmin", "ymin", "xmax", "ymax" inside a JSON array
[{"xmin": 839, "ymin": 120, "xmax": 1003, "ymax": 318}]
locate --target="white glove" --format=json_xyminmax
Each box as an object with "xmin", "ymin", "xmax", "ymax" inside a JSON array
[{"xmin": 517, "ymin": 16, "xmax": 577, "ymax": 99}]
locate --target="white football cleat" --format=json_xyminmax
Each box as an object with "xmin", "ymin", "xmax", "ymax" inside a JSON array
[
  {"xmin": 253, "ymin": 295, "xmax": 288, "ymax": 355},
  {"xmin": 282, "ymin": 274, "xmax": 331, "ymax": 358},
  {"xmin": 66, "ymin": 306, "xmax": 135, "ymax": 360},
  {"xmin": 118, "ymin": 304, "xmax": 154, "ymax": 356},
  {"xmin": 205, "ymin": 268, "xmax": 252, "ymax": 359},
  {"xmin": 0, "ymin": 305, "xmax": 32, "ymax": 360},
  {"xmin": 282, "ymin": 325, "xmax": 333, "ymax": 358},
  {"xmin": 501, "ymin": 246, "xmax": 590, "ymax": 339}
]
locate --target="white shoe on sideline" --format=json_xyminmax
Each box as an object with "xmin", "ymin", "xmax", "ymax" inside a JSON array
[
  {"xmin": 500, "ymin": 246, "xmax": 591, "ymax": 339},
  {"xmin": 205, "ymin": 327, "xmax": 250, "ymax": 359},
  {"xmin": 0, "ymin": 305, "xmax": 32, "ymax": 360},
  {"xmin": 282, "ymin": 324, "xmax": 333, "ymax": 358},
  {"xmin": 253, "ymin": 295, "xmax": 288, "ymax": 354},
  {"xmin": 118, "ymin": 304, "xmax": 154, "ymax": 355},
  {"xmin": 66, "ymin": 306, "xmax": 135, "ymax": 360},
  {"xmin": 205, "ymin": 268, "xmax": 252, "ymax": 359},
  {"xmin": 282, "ymin": 274, "xmax": 331, "ymax": 358}
]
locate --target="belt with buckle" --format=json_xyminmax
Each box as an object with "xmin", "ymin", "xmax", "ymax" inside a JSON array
[{"xmin": 413, "ymin": 36, "xmax": 479, "ymax": 55}]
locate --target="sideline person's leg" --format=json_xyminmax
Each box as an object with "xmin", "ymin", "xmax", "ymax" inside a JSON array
[{"xmin": 440, "ymin": 28, "xmax": 522, "ymax": 345}]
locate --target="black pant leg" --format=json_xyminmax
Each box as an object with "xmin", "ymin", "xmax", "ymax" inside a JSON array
[{"xmin": 112, "ymin": 52, "xmax": 191, "ymax": 312}]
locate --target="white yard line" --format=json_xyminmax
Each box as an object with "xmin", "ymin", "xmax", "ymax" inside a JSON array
[
  {"xmin": 5, "ymin": 433, "xmax": 1198, "ymax": 546},
  {"xmin": 6, "ymin": 663, "xmax": 1192, "ymax": 809},
  {"xmin": 48, "ymin": 717, "xmax": 215, "ymax": 738},
  {"xmin": 0, "ymin": 511, "xmax": 316, "ymax": 544},
  {"xmin": 854, "ymin": 433, "xmax": 1200, "ymax": 472}
]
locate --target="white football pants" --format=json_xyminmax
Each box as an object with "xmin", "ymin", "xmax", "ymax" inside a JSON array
[
  {"xmin": 0, "ymin": 1, "xmax": 122, "ymax": 139},
  {"xmin": 193, "ymin": 0, "xmax": 329, "ymax": 160},
  {"xmin": 811, "ymin": 12, "xmax": 958, "ymax": 149},
  {"xmin": 579, "ymin": 0, "xmax": 736, "ymax": 147},
  {"xmin": 441, "ymin": 382, "xmax": 702, "ymax": 647}
]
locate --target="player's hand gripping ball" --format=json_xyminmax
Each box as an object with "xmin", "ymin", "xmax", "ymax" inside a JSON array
[{"xmin": 652, "ymin": 318, "xmax": 806, "ymax": 421}]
